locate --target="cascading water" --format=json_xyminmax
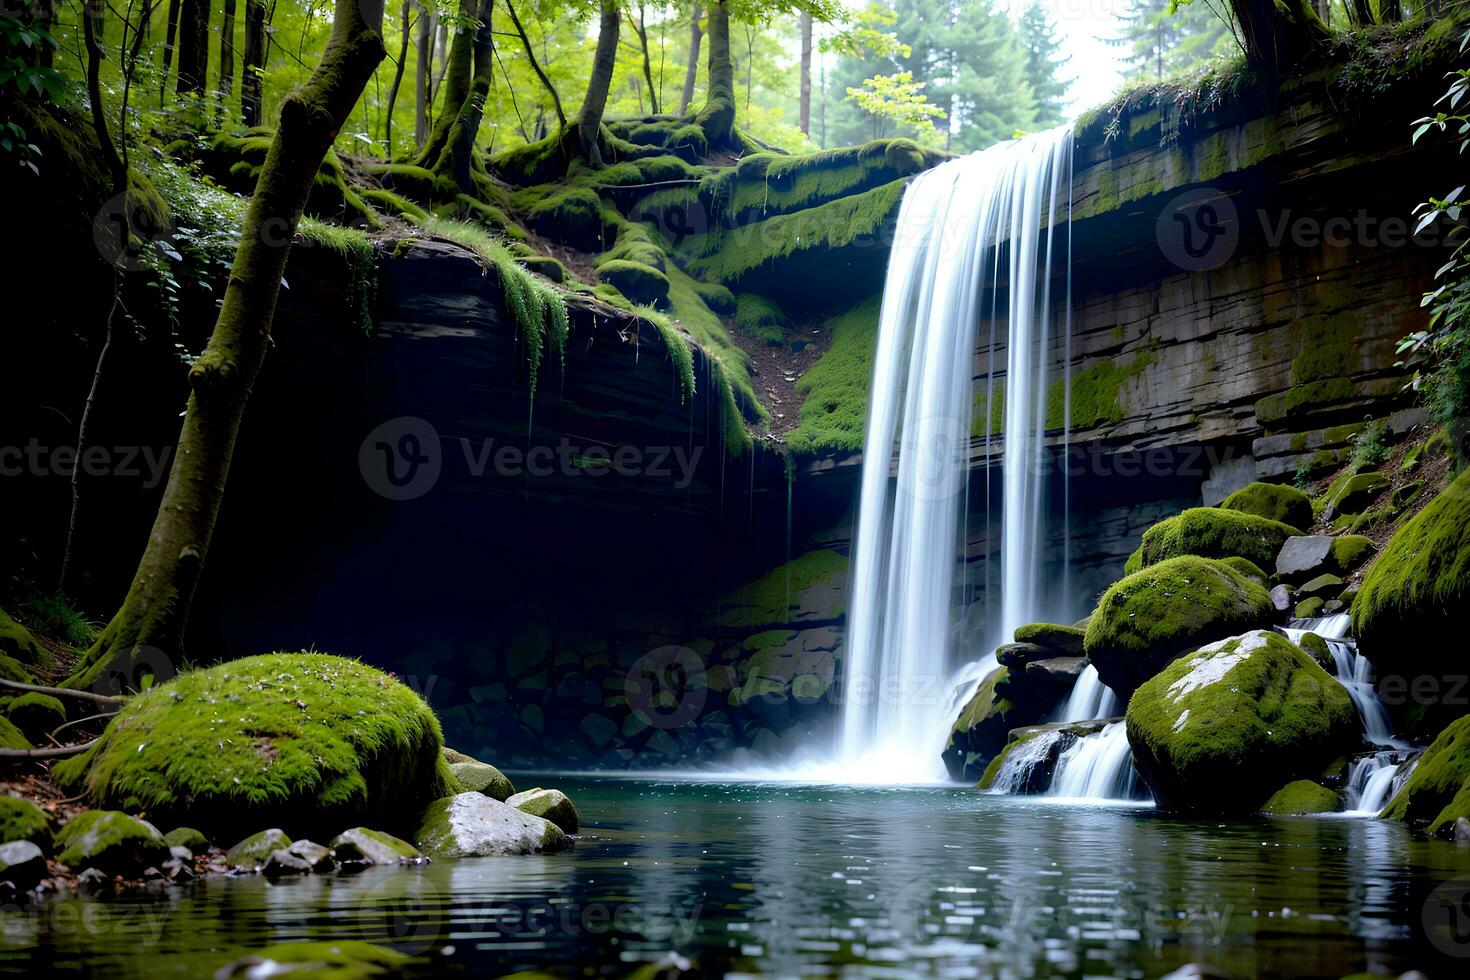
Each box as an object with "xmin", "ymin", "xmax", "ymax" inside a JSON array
[
  {"xmin": 1280, "ymin": 621, "xmax": 1400, "ymax": 748},
  {"xmin": 832, "ymin": 127, "xmax": 1074, "ymax": 782},
  {"xmin": 1057, "ymin": 665, "xmax": 1118, "ymax": 723}
]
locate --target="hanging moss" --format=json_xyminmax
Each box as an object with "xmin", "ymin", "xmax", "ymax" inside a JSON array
[
  {"xmin": 298, "ymin": 218, "xmax": 378, "ymax": 335},
  {"xmin": 787, "ymin": 295, "xmax": 882, "ymax": 455},
  {"xmin": 418, "ymin": 217, "xmax": 570, "ymax": 396},
  {"xmin": 360, "ymin": 188, "xmax": 428, "ymax": 221},
  {"xmin": 663, "ymin": 261, "xmax": 766, "ymax": 424},
  {"xmin": 1045, "ymin": 352, "xmax": 1155, "ymax": 430},
  {"xmin": 440, "ymin": 193, "xmax": 526, "ymax": 239}
]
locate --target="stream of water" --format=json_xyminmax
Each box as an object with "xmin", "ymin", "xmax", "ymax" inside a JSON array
[{"xmin": 8, "ymin": 777, "xmax": 1468, "ymax": 977}]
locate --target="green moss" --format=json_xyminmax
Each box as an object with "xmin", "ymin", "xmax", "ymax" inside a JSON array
[
  {"xmin": 0, "ymin": 797, "xmax": 51, "ymax": 848},
  {"xmin": 298, "ymin": 218, "xmax": 377, "ymax": 335},
  {"xmin": 1295, "ymin": 596, "xmax": 1325, "ymax": 619},
  {"xmin": 521, "ymin": 187, "xmax": 607, "ymax": 250},
  {"xmin": 787, "ymin": 295, "xmax": 882, "ymax": 455},
  {"xmin": 717, "ymin": 549, "xmax": 849, "ymax": 630},
  {"xmin": 0, "ymin": 609, "xmax": 45, "ymax": 666},
  {"xmin": 1321, "ymin": 471, "xmax": 1389, "ymax": 517},
  {"xmin": 54, "ymin": 810, "xmax": 172, "ymax": 874},
  {"xmin": 1331, "ymin": 534, "xmax": 1375, "ymax": 572},
  {"xmin": 362, "ymin": 162, "xmax": 459, "ymax": 203},
  {"xmin": 1045, "ymin": 352, "xmax": 1155, "ymax": 430},
  {"xmin": 1125, "ymin": 630, "xmax": 1358, "ymax": 812},
  {"xmin": 597, "ymin": 259, "xmax": 670, "ymax": 307},
  {"xmin": 977, "ymin": 727, "xmax": 1047, "ymax": 790},
  {"xmin": 1135, "ymin": 507, "xmax": 1301, "ymax": 571},
  {"xmin": 1013, "ymin": 623, "xmax": 1086, "ymax": 653},
  {"xmin": 1284, "ymin": 378, "xmax": 1355, "ymax": 416},
  {"xmin": 1084, "ymin": 555, "xmax": 1277, "ymax": 693},
  {"xmin": 440, "ymin": 193, "xmax": 526, "ymax": 239},
  {"xmin": 210, "ymin": 129, "xmax": 378, "ymax": 227},
  {"xmin": 226, "ymin": 827, "xmax": 292, "ymax": 867},
  {"xmin": 1260, "ymin": 779, "xmax": 1342, "ymax": 815},
  {"xmin": 51, "ymin": 652, "xmax": 454, "ymax": 840},
  {"xmin": 517, "ymin": 254, "xmax": 569, "ymax": 283},
  {"xmin": 1353, "ymin": 469, "xmax": 1470, "ymax": 696},
  {"xmin": 683, "ymin": 180, "xmax": 906, "ymax": 285},
  {"xmin": 663, "ymin": 260, "xmax": 765, "ymax": 426},
  {"xmin": 693, "ymin": 280, "xmax": 737, "ymax": 315},
  {"xmin": 417, "ymin": 217, "xmax": 569, "ymax": 396},
  {"xmin": 508, "ymin": 787, "xmax": 581, "ymax": 834},
  {"xmin": 1219, "ymin": 556, "xmax": 1269, "ymax": 587},
  {"xmin": 627, "ymin": 305, "xmax": 698, "ymax": 409},
  {"xmin": 0, "ymin": 716, "xmax": 30, "ymax": 750},
  {"xmin": 972, "ymin": 380, "xmax": 1006, "ymax": 438},
  {"xmin": 360, "ymin": 187, "xmax": 428, "ymax": 221},
  {"xmin": 734, "ymin": 293, "xmax": 789, "ymax": 346},
  {"xmin": 1382, "ymin": 715, "xmax": 1470, "ymax": 833},
  {"xmin": 5, "ymin": 692, "xmax": 64, "ymax": 739},
  {"xmin": 163, "ymin": 826, "xmax": 210, "ymax": 854},
  {"xmin": 1221, "ymin": 482, "xmax": 1314, "ymax": 529}
]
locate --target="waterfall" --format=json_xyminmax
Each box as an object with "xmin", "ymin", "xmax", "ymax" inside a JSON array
[
  {"xmin": 1048, "ymin": 722, "xmax": 1148, "ymax": 801},
  {"xmin": 834, "ymin": 127, "xmax": 1074, "ymax": 781},
  {"xmin": 1280, "ymin": 624, "xmax": 1400, "ymax": 748},
  {"xmin": 1345, "ymin": 752, "xmax": 1419, "ymax": 815},
  {"xmin": 1057, "ymin": 664, "xmax": 1119, "ymax": 723}
]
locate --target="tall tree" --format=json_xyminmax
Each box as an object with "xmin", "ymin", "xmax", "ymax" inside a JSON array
[
  {"xmin": 575, "ymin": 0, "xmax": 621, "ymax": 165},
  {"xmin": 241, "ymin": 0, "xmax": 269, "ymax": 124},
  {"xmin": 175, "ymin": 0, "xmax": 212, "ymax": 96},
  {"xmin": 415, "ymin": 2, "xmax": 434, "ymax": 144},
  {"xmin": 220, "ymin": 0, "xmax": 238, "ymax": 107},
  {"xmin": 70, "ymin": 0, "xmax": 389, "ymax": 689},
  {"xmin": 417, "ymin": 0, "xmax": 487, "ymax": 167},
  {"xmin": 506, "ymin": 0, "xmax": 566, "ymax": 126},
  {"xmin": 160, "ymin": 0, "xmax": 182, "ymax": 102},
  {"xmin": 680, "ymin": 4, "xmax": 702, "ymax": 112},
  {"xmin": 1017, "ymin": 0, "xmax": 1067, "ymax": 127},
  {"xmin": 799, "ymin": 10, "xmax": 812, "ymax": 133},
  {"xmin": 385, "ymin": 0, "xmax": 415, "ymax": 149},
  {"xmin": 633, "ymin": 1, "xmax": 660, "ymax": 115},
  {"xmin": 1112, "ymin": 0, "xmax": 1233, "ymax": 83}
]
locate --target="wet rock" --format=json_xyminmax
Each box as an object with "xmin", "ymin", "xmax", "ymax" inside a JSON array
[
  {"xmin": 75, "ymin": 867, "xmax": 110, "ymax": 890},
  {"xmin": 1297, "ymin": 573, "xmax": 1344, "ymax": 599},
  {"xmin": 1012, "ymin": 623, "xmax": 1086, "ymax": 655},
  {"xmin": 506, "ymin": 788, "xmax": 581, "ymax": 834},
  {"xmin": 287, "ymin": 840, "xmax": 334, "ymax": 872},
  {"xmin": 262, "ymin": 848, "xmax": 313, "ymax": 878},
  {"xmin": 1295, "ymin": 597, "xmax": 1325, "ymax": 619},
  {"xmin": 0, "ymin": 797, "xmax": 51, "ymax": 850},
  {"xmin": 1270, "ymin": 584, "xmax": 1292, "ymax": 612},
  {"xmin": 54, "ymin": 811, "xmax": 172, "ymax": 877},
  {"xmin": 414, "ymin": 792, "xmax": 572, "ymax": 858},
  {"xmin": 447, "ymin": 760, "xmax": 515, "ymax": 801},
  {"xmin": 225, "ymin": 829, "xmax": 293, "ymax": 869},
  {"xmin": 1276, "ymin": 535, "xmax": 1334, "ymax": 582},
  {"xmin": 994, "ymin": 642, "xmax": 1056, "ymax": 667},
  {"xmin": 329, "ymin": 827, "xmax": 423, "ymax": 866},
  {"xmin": 1260, "ymin": 779, "xmax": 1342, "ymax": 814},
  {"xmin": 162, "ymin": 826, "xmax": 210, "ymax": 855},
  {"xmin": 1323, "ymin": 471, "xmax": 1388, "ymax": 520},
  {"xmin": 0, "ymin": 840, "xmax": 46, "ymax": 891},
  {"xmin": 579, "ymin": 714, "xmax": 618, "ymax": 751}
]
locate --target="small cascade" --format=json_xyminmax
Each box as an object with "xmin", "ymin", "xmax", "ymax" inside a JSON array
[
  {"xmin": 1047, "ymin": 722, "xmax": 1149, "ymax": 801},
  {"xmin": 1345, "ymin": 752, "xmax": 1420, "ymax": 815},
  {"xmin": 1281, "ymin": 624, "xmax": 1400, "ymax": 747},
  {"xmin": 984, "ymin": 729, "xmax": 1069, "ymax": 795},
  {"xmin": 1057, "ymin": 664, "xmax": 1118, "ymax": 723}
]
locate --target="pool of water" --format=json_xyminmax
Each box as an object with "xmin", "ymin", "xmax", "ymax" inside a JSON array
[{"xmin": 6, "ymin": 776, "xmax": 1470, "ymax": 977}]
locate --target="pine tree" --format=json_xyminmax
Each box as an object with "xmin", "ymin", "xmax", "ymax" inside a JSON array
[
  {"xmin": 1017, "ymin": 0, "xmax": 1068, "ymax": 128},
  {"xmin": 1112, "ymin": 0, "xmax": 1236, "ymax": 84}
]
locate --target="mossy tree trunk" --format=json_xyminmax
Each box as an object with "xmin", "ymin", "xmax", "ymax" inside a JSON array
[
  {"xmin": 634, "ymin": 2, "xmax": 659, "ymax": 115},
  {"xmin": 679, "ymin": 5, "xmax": 702, "ymax": 113},
  {"xmin": 798, "ymin": 11, "xmax": 811, "ymax": 134},
  {"xmin": 414, "ymin": 2, "xmax": 433, "ymax": 144},
  {"xmin": 416, "ymin": 0, "xmax": 484, "ymax": 169},
  {"xmin": 175, "ymin": 0, "xmax": 212, "ymax": 96},
  {"xmin": 694, "ymin": 0, "xmax": 735, "ymax": 148},
  {"xmin": 241, "ymin": 0, "xmax": 268, "ymax": 125},
  {"xmin": 575, "ymin": 0, "xmax": 621, "ymax": 167},
  {"xmin": 384, "ymin": 0, "xmax": 413, "ymax": 149},
  {"xmin": 219, "ymin": 0, "xmax": 237, "ymax": 106},
  {"xmin": 69, "ymin": 0, "xmax": 387, "ymax": 690},
  {"xmin": 505, "ymin": 0, "xmax": 565, "ymax": 127},
  {"xmin": 434, "ymin": 0, "xmax": 494, "ymax": 192},
  {"xmin": 160, "ymin": 0, "xmax": 182, "ymax": 102},
  {"xmin": 1227, "ymin": 0, "xmax": 1330, "ymax": 75}
]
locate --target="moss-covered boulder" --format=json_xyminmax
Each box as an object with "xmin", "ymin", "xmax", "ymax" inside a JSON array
[
  {"xmin": 1352, "ymin": 470, "xmax": 1470, "ymax": 737},
  {"xmin": 162, "ymin": 826, "xmax": 210, "ymax": 855},
  {"xmin": 414, "ymin": 792, "xmax": 572, "ymax": 858},
  {"xmin": 506, "ymin": 788, "xmax": 580, "ymax": 834},
  {"xmin": 5, "ymin": 692, "xmax": 64, "ymax": 740},
  {"xmin": 598, "ymin": 259, "xmax": 670, "ymax": 306},
  {"xmin": 1125, "ymin": 630, "xmax": 1358, "ymax": 812},
  {"xmin": 329, "ymin": 827, "xmax": 423, "ymax": 866},
  {"xmin": 226, "ymin": 828, "xmax": 293, "ymax": 868},
  {"xmin": 1222, "ymin": 482, "xmax": 1314, "ymax": 530},
  {"xmin": 1322, "ymin": 471, "xmax": 1389, "ymax": 519},
  {"xmin": 52, "ymin": 653, "xmax": 454, "ymax": 840},
  {"xmin": 1133, "ymin": 508, "xmax": 1301, "ymax": 571},
  {"xmin": 1260, "ymin": 779, "xmax": 1342, "ymax": 815},
  {"xmin": 0, "ymin": 610, "xmax": 44, "ymax": 665},
  {"xmin": 1219, "ymin": 557, "xmax": 1270, "ymax": 588},
  {"xmin": 1013, "ymin": 623, "xmax": 1085, "ymax": 656},
  {"xmin": 54, "ymin": 811, "xmax": 172, "ymax": 876},
  {"xmin": 941, "ymin": 662, "xmax": 1071, "ymax": 782},
  {"xmin": 0, "ymin": 716, "xmax": 31, "ymax": 751},
  {"xmin": 1381, "ymin": 716, "xmax": 1470, "ymax": 834},
  {"xmin": 446, "ymin": 759, "xmax": 515, "ymax": 801},
  {"xmin": 523, "ymin": 187, "xmax": 605, "ymax": 250},
  {"xmin": 0, "ymin": 840, "xmax": 47, "ymax": 891},
  {"xmin": 1084, "ymin": 556, "xmax": 1278, "ymax": 694},
  {"xmin": 1331, "ymin": 534, "xmax": 1375, "ymax": 572},
  {"xmin": 0, "ymin": 797, "xmax": 51, "ymax": 849}
]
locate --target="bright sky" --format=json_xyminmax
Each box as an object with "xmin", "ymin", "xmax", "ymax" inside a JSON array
[{"xmin": 1008, "ymin": 0, "xmax": 1133, "ymax": 116}]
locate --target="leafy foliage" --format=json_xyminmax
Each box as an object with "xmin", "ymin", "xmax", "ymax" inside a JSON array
[{"xmin": 845, "ymin": 70, "xmax": 945, "ymax": 140}]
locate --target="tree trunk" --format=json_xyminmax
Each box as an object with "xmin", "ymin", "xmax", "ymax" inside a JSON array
[
  {"xmin": 575, "ymin": 0, "xmax": 620, "ymax": 167},
  {"xmin": 69, "ymin": 0, "xmax": 387, "ymax": 691},
  {"xmin": 160, "ymin": 0, "xmax": 182, "ymax": 102},
  {"xmin": 220, "ymin": 0, "xmax": 238, "ymax": 105},
  {"xmin": 415, "ymin": 3, "xmax": 432, "ymax": 144},
  {"xmin": 635, "ymin": 3, "xmax": 659, "ymax": 116},
  {"xmin": 416, "ymin": 0, "xmax": 481, "ymax": 168},
  {"xmin": 798, "ymin": 11, "xmax": 811, "ymax": 134},
  {"xmin": 505, "ymin": 0, "xmax": 565, "ymax": 127},
  {"xmin": 384, "ymin": 0, "xmax": 412, "ymax": 150},
  {"xmin": 441, "ymin": 0, "xmax": 494, "ymax": 192},
  {"xmin": 1227, "ymin": 0, "xmax": 1330, "ymax": 75},
  {"xmin": 175, "ymin": 0, "xmax": 212, "ymax": 96},
  {"xmin": 241, "ymin": 0, "xmax": 267, "ymax": 124},
  {"xmin": 679, "ymin": 6, "xmax": 701, "ymax": 113},
  {"xmin": 695, "ymin": 0, "xmax": 734, "ymax": 147}
]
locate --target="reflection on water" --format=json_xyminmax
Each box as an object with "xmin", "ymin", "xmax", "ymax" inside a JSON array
[{"xmin": 3, "ymin": 777, "xmax": 1469, "ymax": 977}]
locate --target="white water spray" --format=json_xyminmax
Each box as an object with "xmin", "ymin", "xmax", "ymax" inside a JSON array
[{"xmin": 833, "ymin": 128, "xmax": 1074, "ymax": 781}]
